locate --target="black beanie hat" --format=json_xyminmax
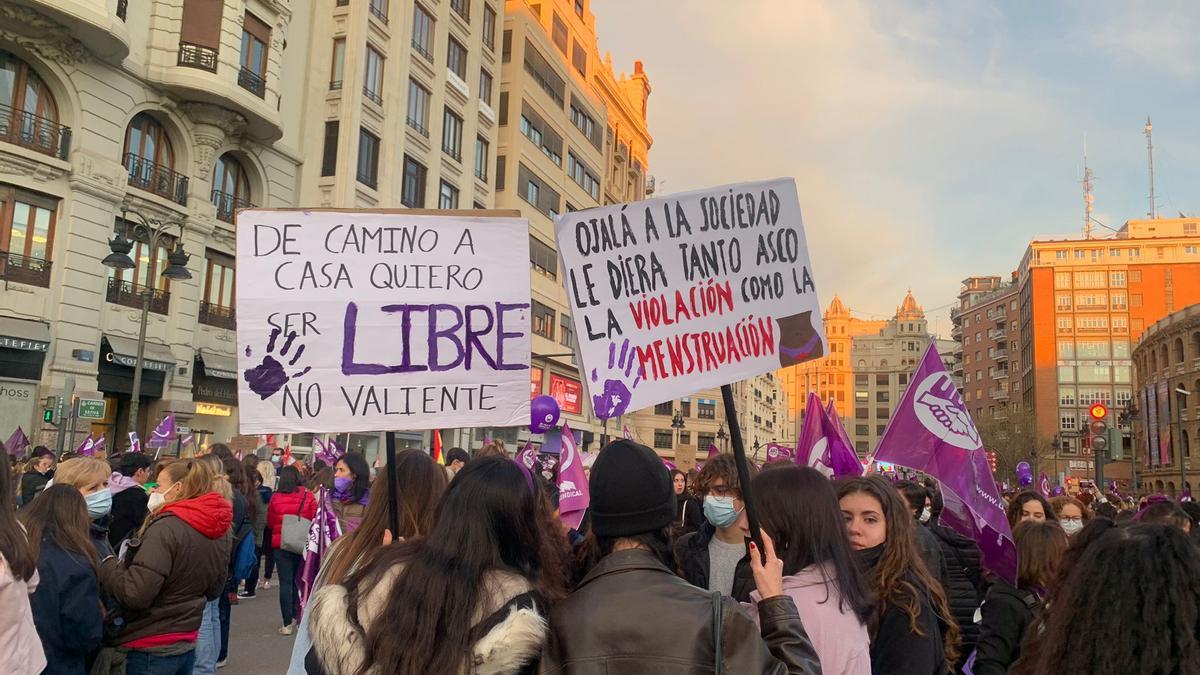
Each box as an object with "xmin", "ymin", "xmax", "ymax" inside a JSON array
[{"xmin": 589, "ymin": 440, "xmax": 676, "ymax": 537}]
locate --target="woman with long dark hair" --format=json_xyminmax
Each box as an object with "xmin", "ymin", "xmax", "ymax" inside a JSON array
[
  {"xmin": 286, "ymin": 449, "xmax": 448, "ymax": 675},
  {"xmin": 1014, "ymin": 523, "xmax": 1200, "ymax": 674},
  {"xmin": 330, "ymin": 452, "xmax": 371, "ymax": 532},
  {"xmin": 972, "ymin": 521, "xmax": 1067, "ymax": 675},
  {"xmin": 267, "ymin": 465, "xmax": 317, "ymax": 635},
  {"xmin": 19, "ymin": 485, "xmax": 103, "ymax": 674},
  {"xmin": 18, "ymin": 447, "xmax": 54, "ymax": 506},
  {"xmin": 838, "ymin": 476, "xmax": 960, "ymax": 675},
  {"xmin": 1005, "ymin": 492, "xmax": 1057, "ymax": 528},
  {"xmin": 307, "ymin": 457, "xmax": 563, "ymax": 674},
  {"xmin": 749, "ymin": 467, "xmax": 872, "ymax": 674},
  {"xmin": 670, "ymin": 469, "xmax": 703, "ymax": 537},
  {"xmin": 0, "ymin": 446, "xmax": 44, "ymax": 673}
]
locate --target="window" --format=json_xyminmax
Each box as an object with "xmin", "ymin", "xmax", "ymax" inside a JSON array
[
  {"xmin": 523, "ymin": 40, "xmax": 565, "ymax": 105},
  {"xmin": 369, "ymin": 0, "xmax": 388, "ymax": 22},
  {"xmin": 855, "ymin": 374, "xmax": 868, "ymax": 385},
  {"xmin": 855, "ymin": 424, "xmax": 869, "ymax": 436},
  {"xmin": 406, "ymin": 79, "xmax": 431, "ymax": 136},
  {"xmin": 1074, "ymin": 249, "xmax": 1085, "ymax": 259},
  {"xmin": 239, "ymin": 13, "xmax": 270, "ymax": 97},
  {"xmin": 211, "ymin": 153, "xmax": 251, "ymax": 223},
  {"xmin": 442, "ymin": 107, "xmax": 463, "ymax": 161},
  {"xmin": 1131, "ymin": 293, "xmax": 1143, "ymax": 308},
  {"xmin": 496, "ymin": 155, "xmax": 505, "ymax": 190},
  {"xmin": 0, "ymin": 51, "xmax": 64, "ymax": 158},
  {"xmin": 1054, "ymin": 250, "xmax": 1067, "ymax": 260},
  {"xmin": 559, "ymin": 314, "xmax": 573, "ymax": 347},
  {"xmin": 855, "ymin": 391, "xmax": 868, "ymax": 402},
  {"xmin": 519, "ymin": 105, "xmax": 563, "ymax": 165},
  {"xmin": 1074, "ymin": 293, "xmax": 1106, "ymax": 308},
  {"xmin": 525, "ymin": 180, "xmax": 539, "ymax": 205},
  {"xmin": 124, "ymin": 113, "xmax": 185, "ymax": 203},
  {"xmin": 876, "ymin": 374, "xmax": 889, "ymax": 386},
  {"xmin": 447, "ymin": 37, "xmax": 467, "ymax": 80},
  {"xmin": 438, "ymin": 180, "xmax": 459, "ymax": 209},
  {"xmin": 1073, "ymin": 270, "xmax": 1105, "ymax": 288},
  {"xmin": 202, "ymin": 251, "xmax": 235, "ymax": 315},
  {"xmin": 450, "ymin": 0, "xmax": 469, "ymax": 21},
  {"xmin": 855, "ymin": 407, "xmax": 868, "ymax": 419},
  {"xmin": 474, "ymin": 136, "xmax": 489, "ymax": 181},
  {"xmin": 1055, "ymin": 294, "xmax": 1071, "ymax": 310},
  {"xmin": 1130, "ymin": 269, "xmax": 1142, "ymax": 283},
  {"xmin": 1060, "ymin": 413, "xmax": 1076, "ymax": 432},
  {"xmin": 401, "ymin": 155, "xmax": 426, "ymax": 208},
  {"xmin": 567, "ymin": 152, "xmax": 599, "ymax": 200},
  {"xmin": 1187, "ymin": 245, "xmax": 1198, "ymax": 255},
  {"xmin": 479, "ymin": 70, "xmax": 493, "ymax": 105},
  {"xmin": 574, "ymin": 0, "xmax": 584, "ymax": 16},
  {"xmin": 1059, "ymin": 388, "xmax": 1076, "ymax": 406},
  {"xmin": 1078, "ymin": 316, "xmax": 1108, "ymax": 331},
  {"xmin": 532, "ymin": 301, "xmax": 555, "ymax": 339},
  {"xmin": 1110, "ymin": 271, "xmax": 1126, "ymax": 287},
  {"xmin": 551, "ymin": 14, "xmax": 568, "ymax": 54},
  {"xmin": 654, "ymin": 402, "xmax": 672, "ymax": 415},
  {"xmin": 1077, "ymin": 340, "xmax": 1110, "ymax": 359},
  {"xmin": 529, "ymin": 236, "xmax": 556, "ymax": 279},
  {"xmin": 482, "ymin": 5, "xmax": 497, "ymax": 50},
  {"xmin": 571, "ymin": 40, "xmax": 586, "ymax": 75},
  {"xmin": 698, "ymin": 401, "xmax": 716, "ymax": 419},
  {"xmin": 1054, "ymin": 271, "xmax": 1071, "ymax": 288},
  {"xmin": 518, "ymin": 163, "xmax": 560, "ymax": 219},
  {"xmin": 0, "ymin": 187, "xmax": 57, "ymax": 286},
  {"xmin": 330, "ymin": 39, "xmax": 346, "ymax": 89},
  {"xmin": 1111, "ymin": 292, "xmax": 1127, "ymax": 309},
  {"xmin": 320, "ymin": 121, "xmax": 338, "ymax": 176},
  {"xmin": 109, "ymin": 219, "xmax": 175, "ymax": 295},
  {"xmin": 876, "ymin": 425, "xmax": 887, "ymax": 436},
  {"xmin": 411, "ymin": 4, "xmax": 434, "ymax": 60},
  {"xmin": 1057, "ymin": 316, "xmax": 1072, "ymax": 333},
  {"xmin": 356, "ymin": 127, "xmax": 380, "ymax": 188},
  {"xmin": 876, "ymin": 391, "xmax": 889, "ymax": 403},
  {"xmin": 363, "ymin": 45, "xmax": 384, "ymax": 105},
  {"xmin": 899, "ymin": 373, "xmax": 908, "ymax": 385},
  {"xmin": 653, "ymin": 430, "xmax": 672, "ymax": 450}
]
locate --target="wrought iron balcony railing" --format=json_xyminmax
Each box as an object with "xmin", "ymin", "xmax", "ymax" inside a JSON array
[
  {"xmin": 0, "ymin": 103, "xmax": 71, "ymax": 159},
  {"xmin": 177, "ymin": 42, "xmax": 218, "ymax": 72},
  {"xmin": 107, "ymin": 277, "xmax": 171, "ymax": 314},
  {"xmin": 211, "ymin": 190, "xmax": 254, "ymax": 224},
  {"xmin": 238, "ymin": 67, "xmax": 267, "ymax": 98},
  {"xmin": 199, "ymin": 301, "xmax": 237, "ymax": 330},
  {"xmin": 0, "ymin": 251, "xmax": 52, "ymax": 288},
  {"xmin": 124, "ymin": 153, "xmax": 189, "ymax": 205}
]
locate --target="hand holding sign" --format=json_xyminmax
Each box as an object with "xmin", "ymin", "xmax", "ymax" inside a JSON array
[{"xmin": 589, "ymin": 338, "xmax": 644, "ymax": 419}]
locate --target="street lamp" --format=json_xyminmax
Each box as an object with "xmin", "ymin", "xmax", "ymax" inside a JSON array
[
  {"xmin": 1177, "ymin": 385, "xmax": 1191, "ymax": 497},
  {"xmin": 716, "ymin": 423, "xmax": 728, "ymax": 453},
  {"xmin": 1119, "ymin": 400, "xmax": 1140, "ymax": 492},
  {"xmin": 753, "ymin": 436, "xmax": 761, "ymax": 462},
  {"xmin": 102, "ymin": 208, "xmax": 190, "ymax": 440}
]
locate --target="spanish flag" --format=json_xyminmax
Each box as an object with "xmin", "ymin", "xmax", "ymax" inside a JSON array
[{"xmin": 432, "ymin": 429, "xmax": 444, "ymax": 465}]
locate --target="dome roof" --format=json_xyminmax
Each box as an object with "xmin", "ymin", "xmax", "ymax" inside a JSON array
[
  {"xmin": 825, "ymin": 293, "xmax": 849, "ymax": 318},
  {"xmin": 896, "ymin": 289, "xmax": 925, "ymax": 320}
]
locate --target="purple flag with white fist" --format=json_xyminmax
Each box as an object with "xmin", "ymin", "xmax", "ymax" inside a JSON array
[
  {"xmin": 128, "ymin": 431, "xmax": 141, "ymax": 453},
  {"xmin": 298, "ymin": 485, "xmax": 343, "ymax": 616},
  {"xmin": 796, "ymin": 393, "xmax": 862, "ymax": 478},
  {"xmin": 557, "ymin": 423, "xmax": 590, "ymax": 530},
  {"xmin": 148, "ymin": 414, "xmax": 175, "ymax": 449},
  {"xmin": 5, "ymin": 427, "xmax": 29, "ymax": 456},
  {"xmin": 873, "ymin": 343, "xmax": 1016, "ymax": 585},
  {"xmin": 517, "ymin": 439, "xmax": 537, "ymax": 471},
  {"xmin": 765, "ymin": 443, "xmax": 793, "ymax": 462},
  {"xmin": 76, "ymin": 436, "xmax": 96, "ymax": 456},
  {"xmin": 1038, "ymin": 473, "xmax": 1051, "ymax": 498}
]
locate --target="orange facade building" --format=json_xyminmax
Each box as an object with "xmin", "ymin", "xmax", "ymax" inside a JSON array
[
  {"xmin": 777, "ymin": 294, "xmax": 886, "ymax": 423},
  {"xmin": 1018, "ymin": 218, "xmax": 1200, "ymax": 480}
]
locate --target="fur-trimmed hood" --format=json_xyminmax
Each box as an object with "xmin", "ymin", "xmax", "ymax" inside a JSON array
[{"xmin": 308, "ymin": 564, "xmax": 548, "ymax": 675}]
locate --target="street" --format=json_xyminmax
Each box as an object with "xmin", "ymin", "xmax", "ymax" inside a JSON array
[{"xmin": 225, "ymin": 584, "xmax": 297, "ymax": 673}]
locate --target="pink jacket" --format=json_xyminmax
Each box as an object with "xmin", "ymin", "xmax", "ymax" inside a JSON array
[
  {"xmin": 746, "ymin": 563, "xmax": 871, "ymax": 675},
  {"xmin": 0, "ymin": 554, "xmax": 46, "ymax": 675}
]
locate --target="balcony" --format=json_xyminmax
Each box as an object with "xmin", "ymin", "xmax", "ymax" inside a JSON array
[
  {"xmin": 199, "ymin": 301, "xmax": 236, "ymax": 330},
  {"xmin": 989, "ymin": 328, "xmax": 1007, "ymax": 340},
  {"xmin": 406, "ymin": 116, "xmax": 429, "ymax": 138},
  {"xmin": 0, "ymin": 103, "xmax": 72, "ymax": 159},
  {"xmin": 993, "ymin": 369, "xmax": 1009, "ymax": 380},
  {"xmin": 363, "ymin": 87, "xmax": 383, "ymax": 106},
  {"xmin": 994, "ymin": 349, "xmax": 1009, "ymax": 362},
  {"xmin": 125, "ymin": 153, "xmax": 189, "ymax": 205},
  {"xmin": 369, "ymin": 1, "xmax": 388, "ymax": 23},
  {"xmin": 990, "ymin": 388, "xmax": 1010, "ymax": 401},
  {"xmin": 211, "ymin": 190, "xmax": 254, "ymax": 224},
  {"xmin": 177, "ymin": 42, "xmax": 219, "ymax": 73},
  {"xmin": 412, "ymin": 39, "xmax": 434, "ymax": 62},
  {"xmin": 0, "ymin": 252, "xmax": 52, "ymax": 288},
  {"xmin": 238, "ymin": 68, "xmax": 267, "ymax": 98},
  {"xmin": 106, "ymin": 277, "xmax": 170, "ymax": 314}
]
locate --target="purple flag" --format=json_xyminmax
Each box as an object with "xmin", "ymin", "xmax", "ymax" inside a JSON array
[
  {"xmin": 662, "ymin": 458, "xmax": 677, "ymax": 471},
  {"xmin": 298, "ymin": 486, "xmax": 343, "ymax": 616},
  {"xmin": 557, "ymin": 423, "xmax": 590, "ymax": 530},
  {"xmin": 93, "ymin": 436, "xmax": 105, "ymax": 454},
  {"xmin": 1038, "ymin": 473, "xmax": 1051, "ymax": 498},
  {"xmin": 765, "ymin": 443, "xmax": 794, "ymax": 462},
  {"xmin": 825, "ymin": 400, "xmax": 857, "ymax": 459},
  {"xmin": 180, "ymin": 435, "xmax": 193, "ymax": 449},
  {"xmin": 128, "ymin": 431, "xmax": 141, "ymax": 453},
  {"xmin": 147, "ymin": 414, "xmax": 175, "ymax": 449},
  {"xmin": 76, "ymin": 436, "xmax": 96, "ymax": 456},
  {"xmin": 4, "ymin": 427, "xmax": 29, "ymax": 456},
  {"xmin": 873, "ymin": 343, "xmax": 1016, "ymax": 585},
  {"xmin": 1182, "ymin": 485, "xmax": 1193, "ymax": 503},
  {"xmin": 623, "ymin": 425, "xmax": 633, "ymax": 441},
  {"xmin": 517, "ymin": 439, "xmax": 537, "ymax": 470},
  {"xmin": 707, "ymin": 443, "xmax": 720, "ymax": 459},
  {"xmin": 796, "ymin": 393, "xmax": 862, "ymax": 478}
]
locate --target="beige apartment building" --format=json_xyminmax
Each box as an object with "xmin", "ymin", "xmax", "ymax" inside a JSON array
[{"xmin": 0, "ymin": 0, "xmax": 309, "ymax": 451}]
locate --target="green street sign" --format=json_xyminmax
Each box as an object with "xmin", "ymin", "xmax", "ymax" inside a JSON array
[{"xmin": 78, "ymin": 398, "xmax": 107, "ymax": 420}]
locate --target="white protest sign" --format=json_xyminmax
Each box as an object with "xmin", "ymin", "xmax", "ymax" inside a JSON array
[
  {"xmin": 236, "ymin": 209, "xmax": 532, "ymax": 434},
  {"xmin": 556, "ymin": 178, "xmax": 826, "ymax": 419}
]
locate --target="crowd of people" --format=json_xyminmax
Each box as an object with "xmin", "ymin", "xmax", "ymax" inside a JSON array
[{"xmin": 1, "ymin": 436, "xmax": 1199, "ymax": 675}]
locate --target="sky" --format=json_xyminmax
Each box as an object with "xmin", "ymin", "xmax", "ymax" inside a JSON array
[{"xmin": 588, "ymin": 0, "xmax": 1200, "ymax": 335}]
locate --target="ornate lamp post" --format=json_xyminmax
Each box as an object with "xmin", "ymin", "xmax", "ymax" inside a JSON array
[
  {"xmin": 101, "ymin": 208, "xmax": 191, "ymax": 438},
  {"xmin": 716, "ymin": 423, "xmax": 728, "ymax": 453}
]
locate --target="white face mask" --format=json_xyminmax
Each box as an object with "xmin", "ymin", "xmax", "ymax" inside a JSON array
[
  {"xmin": 1061, "ymin": 519, "xmax": 1084, "ymax": 536},
  {"xmin": 919, "ymin": 507, "xmax": 932, "ymax": 524},
  {"xmin": 148, "ymin": 484, "xmax": 178, "ymax": 512}
]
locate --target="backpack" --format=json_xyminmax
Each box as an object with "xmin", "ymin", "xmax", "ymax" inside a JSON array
[{"xmin": 232, "ymin": 523, "xmax": 256, "ymax": 581}]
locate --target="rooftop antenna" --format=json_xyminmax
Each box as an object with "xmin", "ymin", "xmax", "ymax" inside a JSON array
[
  {"xmin": 1083, "ymin": 138, "xmax": 1094, "ymax": 240},
  {"xmin": 1144, "ymin": 116, "xmax": 1157, "ymax": 219}
]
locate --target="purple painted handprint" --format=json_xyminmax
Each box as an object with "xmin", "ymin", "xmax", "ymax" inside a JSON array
[
  {"xmin": 243, "ymin": 327, "xmax": 311, "ymax": 400},
  {"xmin": 590, "ymin": 338, "xmax": 644, "ymax": 419}
]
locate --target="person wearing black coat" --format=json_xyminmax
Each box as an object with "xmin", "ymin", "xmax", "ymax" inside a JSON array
[
  {"xmin": 671, "ymin": 469, "xmax": 703, "ymax": 537},
  {"xmin": 18, "ymin": 449, "xmax": 54, "ymax": 506},
  {"xmin": 929, "ymin": 489, "xmax": 987, "ymax": 671},
  {"xmin": 673, "ymin": 520, "xmax": 756, "ymax": 602},
  {"xmin": 108, "ymin": 453, "xmax": 151, "ymax": 549}
]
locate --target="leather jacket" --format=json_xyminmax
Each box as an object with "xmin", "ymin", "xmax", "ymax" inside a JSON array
[{"xmin": 542, "ymin": 548, "xmax": 822, "ymax": 674}]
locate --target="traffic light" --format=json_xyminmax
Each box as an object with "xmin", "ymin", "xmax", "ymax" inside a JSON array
[
  {"xmin": 42, "ymin": 396, "xmax": 59, "ymax": 425},
  {"xmin": 1088, "ymin": 404, "xmax": 1108, "ymax": 456},
  {"xmin": 986, "ymin": 451, "xmax": 997, "ymax": 474}
]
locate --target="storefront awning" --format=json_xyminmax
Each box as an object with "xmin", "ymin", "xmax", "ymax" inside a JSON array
[
  {"xmin": 0, "ymin": 316, "xmax": 50, "ymax": 352},
  {"xmin": 102, "ymin": 335, "xmax": 176, "ymax": 372},
  {"xmin": 197, "ymin": 351, "xmax": 239, "ymax": 380}
]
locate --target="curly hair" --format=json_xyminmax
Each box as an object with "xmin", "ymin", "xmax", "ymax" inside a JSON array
[
  {"xmin": 692, "ymin": 453, "xmax": 755, "ymax": 498},
  {"xmin": 1013, "ymin": 523, "xmax": 1200, "ymax": 675},
  {"xmin": 837, "ymin": 476, "xmax": 961, "ymax": 668}
]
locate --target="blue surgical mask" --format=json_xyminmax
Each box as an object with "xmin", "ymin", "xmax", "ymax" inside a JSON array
[
  {"xmin": 703, "ymin": 495, "xmax": 742, "ymax": 529},
  {"xmin": 86, "ymin": 489, "xmax": 113, "ymax": 520}
]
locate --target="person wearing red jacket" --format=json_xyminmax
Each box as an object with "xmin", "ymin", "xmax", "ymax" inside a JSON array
[
  {"xmin": 98, "ymin": 459, "xmax": 232, "ymax": 675},
  {"xmin": 266, "ymin": 466, "xmax": 316, "ymax": 635}
]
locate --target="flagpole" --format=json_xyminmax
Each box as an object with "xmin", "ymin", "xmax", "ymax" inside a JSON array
[
  {"xmin": 720, "ymin": 384, "xmax": 764, "ymax": 558},
  {"xmin": 384, "ymin": 430, "xmax": 399, "ymax": 540}
]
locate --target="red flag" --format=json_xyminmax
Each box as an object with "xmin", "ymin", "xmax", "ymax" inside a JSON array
[
  {"xmin": 282, "ymin": 445, "xmax": 294, "ymax": 466},
  {"xmin": 432, "ymin": 430, "xmax": 444, "ymax": 465}
]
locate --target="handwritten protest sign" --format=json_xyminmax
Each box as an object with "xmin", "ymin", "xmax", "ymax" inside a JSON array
[
  {"xmin": 556, "ymin": 178, "xmax": 826, "ymax": 419},
  {"xmin": 235, "ymin": 209, "xmax": 532, "ymax": 434}
]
